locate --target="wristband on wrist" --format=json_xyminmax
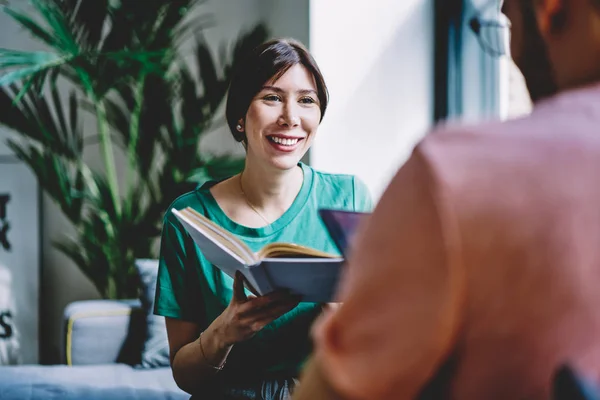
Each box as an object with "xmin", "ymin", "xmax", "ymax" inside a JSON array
[{"xmin": 198, "ymin": 331, "xmax": 226, "ymax": 371}]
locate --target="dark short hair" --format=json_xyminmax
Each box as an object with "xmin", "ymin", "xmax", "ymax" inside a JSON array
[{"xmin": 225, "ymin": 38, "xmax": 329, "ymax": 142}]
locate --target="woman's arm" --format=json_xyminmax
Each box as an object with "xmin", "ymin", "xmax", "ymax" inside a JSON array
[
  {"xmin": 166, "ymin": 318, "xmax": 230, "ymax": 394},
  {"xmin": 167, "ymin": 272, "xmax": 301, "ymax": 395}
]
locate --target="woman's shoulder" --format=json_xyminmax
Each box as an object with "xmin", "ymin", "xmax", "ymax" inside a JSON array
[
  {"xmin": 304, "ymin": 164, "xmax": 372, "ymax": 212},
  {"xmin": 163, "ymin": 184, "xmax": 215, "ymax": 222},
  {"xmin": 308, "ymin": 165, "xmax": 356, "ymax": 186},
  {"xmin": 308, "ymin": 165, "xmax": 367, "ymax": 193}
]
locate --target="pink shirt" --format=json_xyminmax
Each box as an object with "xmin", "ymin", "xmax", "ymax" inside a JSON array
[{"xmin": 313, "ymin": 84, "xmax": 600, "ymax": 399}]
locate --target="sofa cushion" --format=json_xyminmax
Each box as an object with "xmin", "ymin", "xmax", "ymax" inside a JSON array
[
  {"xmin": 135, "ymin": 259, "xmax": 170, "ymax": 368},
  {"xmin": 0, "ymin": 364, "xmax": 187, "ymax": 400},
  {"xmin": 64, "ymin": 299, "xmax": 144, "ymax": 366}
]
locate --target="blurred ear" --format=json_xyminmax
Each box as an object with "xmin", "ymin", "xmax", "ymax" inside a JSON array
[{"xmin": 534, "ymin": 0, "xmax": 567, "ymax": 35}]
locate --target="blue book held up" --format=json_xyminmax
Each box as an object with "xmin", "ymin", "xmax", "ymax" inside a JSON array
[{"xmin": 172, "ymin": 207, "xmax": 344, "ymax": 302}]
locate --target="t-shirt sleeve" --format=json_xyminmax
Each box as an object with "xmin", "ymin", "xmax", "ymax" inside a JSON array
[
  {"xmin": 153, "ymin": 212, "xmax": 203, "ymax": 323},
  {"xmin": 352, "ymin": 176, "xmax": 373, "ymax": 212},
  {"xmin": 313, "ymin": 148, "xmax": 464, "ymax": 399}
]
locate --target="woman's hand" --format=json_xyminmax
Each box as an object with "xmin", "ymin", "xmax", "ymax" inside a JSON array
[{"xmin": 213, "ymin": 271, "xmax": 301, "ymax": 347}]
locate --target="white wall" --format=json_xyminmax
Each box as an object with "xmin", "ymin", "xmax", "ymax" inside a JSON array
[
  {"xmin": 308, "ymin": 0, "xmax": 434, "ymax": 199},
  {"xmin": 260, "ymin": 0, "xmax": 309, "ymax": 45}
]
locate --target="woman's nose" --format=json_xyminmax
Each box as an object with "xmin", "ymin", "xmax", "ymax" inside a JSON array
[{"xmin": 278, "ymin": 103, "xmax": 300, "ymax": 127}]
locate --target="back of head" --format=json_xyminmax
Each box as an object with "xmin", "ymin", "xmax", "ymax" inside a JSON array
[
  {"xmin": 503, "ymin": 0, "xmax": 600, "ymax": 102},
  {"xmin": 225, "ymin": 38, "xmax": 329, "ymax": 143}
]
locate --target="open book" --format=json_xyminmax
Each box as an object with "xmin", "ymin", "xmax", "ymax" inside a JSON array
[{"xmin": 172, "ymin": 207, "xmax": 344, "ymax": 302}]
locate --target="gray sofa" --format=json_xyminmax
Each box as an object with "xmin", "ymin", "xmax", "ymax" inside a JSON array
[{"xmin": 0, "ymin": 299, "xmax": 188, "ymax": 400}]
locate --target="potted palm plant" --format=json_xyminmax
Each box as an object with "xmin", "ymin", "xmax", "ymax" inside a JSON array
[{"xmin": 0, "ymin": 0, "xmax": 267, "ymax": 299}]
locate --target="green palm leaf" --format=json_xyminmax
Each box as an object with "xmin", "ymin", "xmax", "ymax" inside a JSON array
[
  {"xmin": 55, "ymin": 0, "xmax": 108, "ymax": 50},
  {"xmin": 0, "ymin": 84, "xmax": 82, "ymax": 159},
  {"xmin": 1, "ymin": 5, "xmax": 57, "ymax": 47},
  {"xmin": 6, "ymin": 141, "xmax": 84, "ymax": 222},
  {"xmin": 31, "ymin": 0, "xmax": 79, "ymax": 54},
  {"xmin": 0, "ymin": 50, "xmax": 68, "ymax": 87},
  {"xmin": 187, "ymin": 155, "xmax": 245, "ymax": 185}
]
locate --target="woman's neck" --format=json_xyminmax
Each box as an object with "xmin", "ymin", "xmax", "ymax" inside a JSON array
[{"xmin": 239, "ymin": 160, "xmax": 304, "ymax": 214}]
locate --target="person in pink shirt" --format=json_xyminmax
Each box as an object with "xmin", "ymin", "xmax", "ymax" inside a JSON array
[{"xmin": 293, "ymin": 0, "xmax": 600, "ymax": 399}]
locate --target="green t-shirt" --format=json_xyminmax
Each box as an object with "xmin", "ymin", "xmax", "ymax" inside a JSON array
[{"xmin": 154, "ymin": 162, "xmax": 372, "ymax": 378}]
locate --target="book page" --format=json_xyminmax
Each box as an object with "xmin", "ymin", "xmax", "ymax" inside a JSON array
[
  {"xmin": 180, "ymin": 208, "xmax": 256, "ymax": 264},
  {"xmin": 172, "ymin": 211, "xmax": 249, "ymax": 279},
  {"xmin": 257, "ymin": 243, "xmax": 337, "ymax": 259},
  {"xmin": 176, "ymin": 208, "xmax": 337, "ymax": 270}
]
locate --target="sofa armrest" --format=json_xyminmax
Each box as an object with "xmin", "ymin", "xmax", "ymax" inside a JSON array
[{"xmin": 62, "ymin": 299, "xmax": 145, "ymax": 366}]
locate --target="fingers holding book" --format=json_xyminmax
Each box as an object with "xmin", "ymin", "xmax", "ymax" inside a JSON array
[{"xmin": 214, "ymin": 271, "xmax": 302, "ymax": 346}]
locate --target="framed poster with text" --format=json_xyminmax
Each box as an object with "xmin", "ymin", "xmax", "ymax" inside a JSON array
[{"xmin": 0, "ymin": 153, "xmax": 40, "ymax": 364}]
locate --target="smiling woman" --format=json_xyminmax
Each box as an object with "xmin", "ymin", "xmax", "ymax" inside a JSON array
[
  {"xmin": 242, "ymin": 64, "xmax": 321, "ymax": 171},
  {"xmin": 154, "ymin": 38, "xmax": 373, "ymax": 399}
]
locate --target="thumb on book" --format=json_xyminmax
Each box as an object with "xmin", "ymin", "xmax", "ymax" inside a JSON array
[{"xmin": 233, "ymin": 271, "xmax": 248, "ymax": 302}]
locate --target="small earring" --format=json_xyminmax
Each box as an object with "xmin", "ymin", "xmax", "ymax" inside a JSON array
[{"xmin": 236, "ymin": 124, "xmax": 243, "ymax": 131}]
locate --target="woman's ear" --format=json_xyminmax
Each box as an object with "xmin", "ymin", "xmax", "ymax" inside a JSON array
[
  {"xmin": 236, "ymin": 119, "xmax": 244, "ymax": 132},
  {"xmin": 233, "ymin": 118, "xmax": 246, "ymax": 143}
]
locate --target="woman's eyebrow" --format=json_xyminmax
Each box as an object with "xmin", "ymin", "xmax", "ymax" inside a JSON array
[
  {"xmin": 298, "ymin": 89, "xmax": 318, "ymax": 96},
  {"xmin": 261, "ymin": 85, "xmax": 318, "ymax": 96}
]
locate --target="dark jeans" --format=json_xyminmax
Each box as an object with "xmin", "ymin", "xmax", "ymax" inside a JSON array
[{"xmin": 190, "ymin": 377, "xmax": 298, "ymax": 400}]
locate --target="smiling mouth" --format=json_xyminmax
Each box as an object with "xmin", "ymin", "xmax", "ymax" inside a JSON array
[{"xmin": 267, "ymin": 136, "xmax": 304, "ymax": 146}]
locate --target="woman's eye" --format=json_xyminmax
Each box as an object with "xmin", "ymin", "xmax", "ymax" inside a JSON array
[
  {"xmin": 299, "ymin": 97, "xmax": 316, "ymax": 104},
  {"xmin": 263, "ymin": 94, "xmax": 281, "ymax": 102}
]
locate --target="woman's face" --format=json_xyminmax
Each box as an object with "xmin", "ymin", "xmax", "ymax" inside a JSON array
[{"xmin": 241, "ymin": 63, "xmax": 321, "ymax": 171}]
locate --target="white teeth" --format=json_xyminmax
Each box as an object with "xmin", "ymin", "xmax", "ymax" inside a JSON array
[{"xmin": 270, "ymin": 137, "xmax": 299, "ymax": 146}]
